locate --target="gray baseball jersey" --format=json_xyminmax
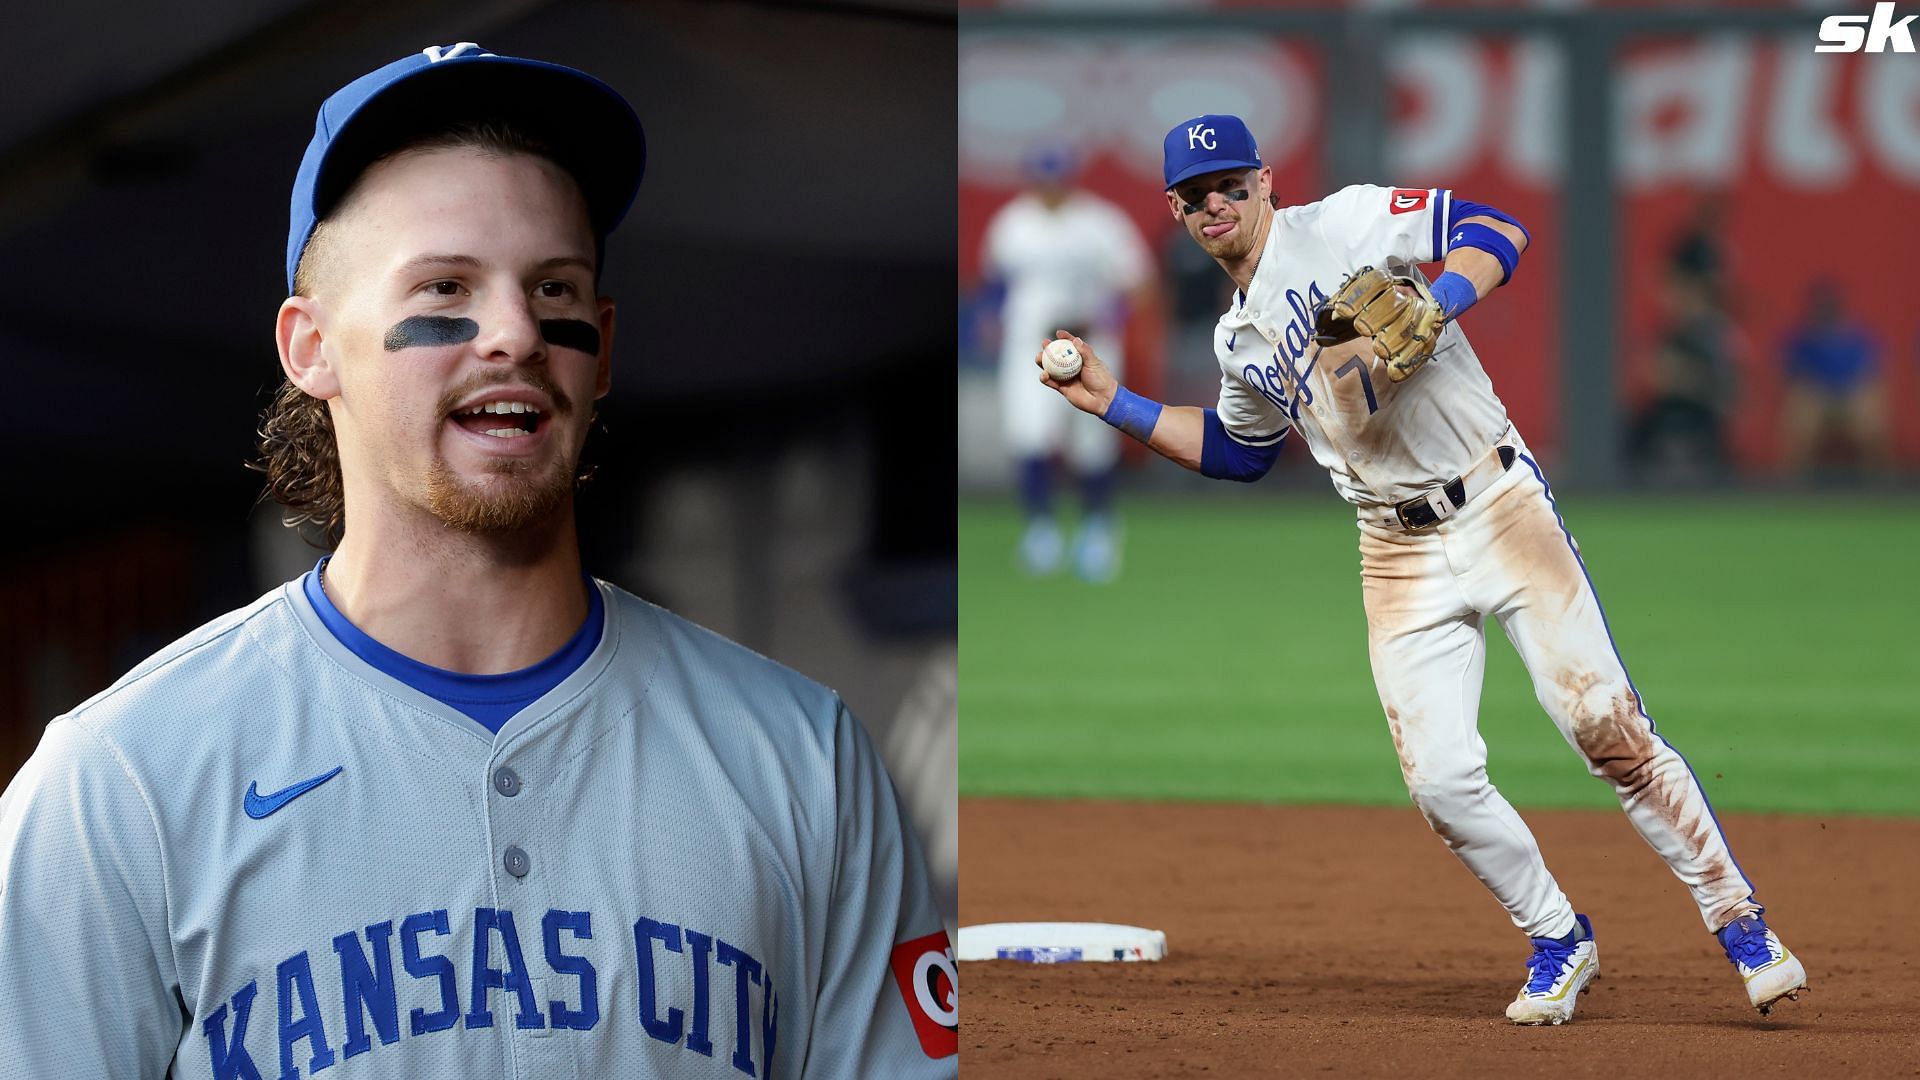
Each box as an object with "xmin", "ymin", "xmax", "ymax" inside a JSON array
[{"xmin": 0, "ymin": 575, "xmax": 958, "ymax": 1078}]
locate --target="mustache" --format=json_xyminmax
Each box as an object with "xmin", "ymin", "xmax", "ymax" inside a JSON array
[{"xmin": 436, "ymin": 370, "xmax": 575, "ymax": 418}]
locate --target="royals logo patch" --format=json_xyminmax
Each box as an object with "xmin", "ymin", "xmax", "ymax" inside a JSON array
[{"xmin": 889, "ymin": 931, "xmax": 958, "ymax": 1058}]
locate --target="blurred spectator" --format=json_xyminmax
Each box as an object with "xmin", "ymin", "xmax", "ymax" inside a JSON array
[
  {"xmin": 1668, "ymin": 198, "xmax": 1727, "ymax": 289},
  {"xmin": 982, "ymin": 141, "xmax": 1156, "ymax": 582},
  {"xmin": 1627, "ymin": 201, "xmax": 1740, "ymax": 485},
  {"xmin": 1780, "ymin": 279, "xmax": 1887, "ymax": 477}
]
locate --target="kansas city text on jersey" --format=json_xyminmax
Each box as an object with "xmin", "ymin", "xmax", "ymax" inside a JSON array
[{"xmin": 199, "ymin": 907, "xmax": 779, "ymax": 1079}]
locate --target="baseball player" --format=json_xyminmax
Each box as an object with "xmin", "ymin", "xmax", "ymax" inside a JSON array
[
  {"xmin": 983, "ymin": 143, "xmax": 1156, "ymax": 581},
  {"xmin": 0, "ymin": 45, "xmax": 957, "ymax": 1078},
  {"xmin": 1040, "ymin": 114, "xmax": 1806, "ymax": 1025}
]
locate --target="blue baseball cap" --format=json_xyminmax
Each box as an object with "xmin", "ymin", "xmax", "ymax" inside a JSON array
[
  {"xmin": 1162, "ymin": 114, "xmax": 1262, "ymax": 190},
  {"xmin": 1023, "ymin": 140, "xmax": 1078, "ymax": 184},
  {"xmin": 286, "ymin": 43, "xmax": 647, "ymax": 293}
]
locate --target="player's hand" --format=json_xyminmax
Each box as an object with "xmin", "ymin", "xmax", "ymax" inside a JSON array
[{"xmin": 1035, "ymin": 331, "xmax": 1118, "ymax": 417}]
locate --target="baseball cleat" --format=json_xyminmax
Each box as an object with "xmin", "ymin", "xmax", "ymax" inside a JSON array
[
  {"xmin": 1072, "ymin": 516, "xmax": 1121, "ymax": 583},
  {"xmin": 1506, "ymin": 913, "xmax": 1599, "ymax": 1026},
  {"xmin": 1017, "ymin": 520, "xmax": 1065, "ymax": 576},
  {"xmin": 1716, "ymin": 914, "xmax": 1808, "ymax": 1015}
]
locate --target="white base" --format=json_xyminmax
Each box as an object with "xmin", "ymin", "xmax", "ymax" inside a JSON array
[{"xmin": 957, "ymin": 921, "xmax": 1167, "ymax": 963}]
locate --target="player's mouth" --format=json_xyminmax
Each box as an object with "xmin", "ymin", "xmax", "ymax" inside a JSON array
[
  {"xmin": 1202, "ymin": 220, "xmax": 1237, "ymax": 239},
  {"xmin": 445, "ymin": 398, "xmax": 552, "ymax": 453}
]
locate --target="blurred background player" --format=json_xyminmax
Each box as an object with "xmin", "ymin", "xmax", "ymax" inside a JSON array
[
  {"xmin": 1780, "ymin": 279, "xmax": 1887, "ymax": 480},
  {"xmin": 983, "ymin": 142, "xmax": 1156, "ymax": 581}
]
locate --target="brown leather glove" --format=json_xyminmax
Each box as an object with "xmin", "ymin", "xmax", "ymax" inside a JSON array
[{"xmin": 1313, "ymin": 263, "xmax": 1446, "ymax": 382}]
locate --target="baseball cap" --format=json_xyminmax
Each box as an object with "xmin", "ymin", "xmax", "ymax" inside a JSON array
[
  {"xmin": 1022, "ymin": 140, "xmax": 1078, "ymax": 184},
  {"xmin": 286, "ymin": 42, "xmax": 647, "ymax": 293},
  {"xmin": 1162, "ymin": 114, "xmax": 1262, "ymax": 190}
]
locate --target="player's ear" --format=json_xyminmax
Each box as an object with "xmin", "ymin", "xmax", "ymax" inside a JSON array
[
  {"xmin": 277, "ymin": 296, "xmax": 340, "ymax": 400},
  {"xmin": 1164, "ymin": 189, "xmax": 1183, "ymax": 222},
  {"xmin": 593, "ymin": 296, "xmax": 615, "ymax": 399}
]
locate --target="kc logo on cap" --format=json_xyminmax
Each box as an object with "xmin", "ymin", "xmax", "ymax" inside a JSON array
[{"xmin": 1162, "ymin": 113, "xmax": 1264, "ymax": 189}]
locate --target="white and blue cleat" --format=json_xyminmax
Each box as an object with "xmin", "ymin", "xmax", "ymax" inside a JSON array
[
  {"xmin": 1018, "ymin": 519, "xmax": 1065, "ymax": 577},
  {"xmin": 1506, "ymin": 913, "xmax": 1599, "ymax": 1025},
  {"xmin": 1072, "ymin": 516, "xmax": 1121, "ymax": 583},
  {"xmin": 1717, "ymin": 913, "xmax": 1808, "ymax": 1016}
]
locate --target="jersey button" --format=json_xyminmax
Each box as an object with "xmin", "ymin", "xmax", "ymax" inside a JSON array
[
  {"xmin": 503, "ymin": 845, "xmax": 531, "ymax": 878},
  {"xmin": 493, "ymin": 766, "xmax": 522, "ymax": 797},
  {"xmin": 1348, "ymin": 451, "xmax": 1362, "ymax": 462}
]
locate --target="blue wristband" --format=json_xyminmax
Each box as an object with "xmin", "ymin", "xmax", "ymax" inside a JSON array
[
  {"xmin": 1101, "ymin": 386, "xmax": 1164, "ymax": 443},
  {"xmin": 1430, "ymin": 271, "xmax": 1479, "ymax": 321}
]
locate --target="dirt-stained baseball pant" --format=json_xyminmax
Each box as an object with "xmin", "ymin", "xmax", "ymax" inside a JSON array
[{"xmin": 1358, "ymin": 427, "xmax": 1761, "ymax": 939}]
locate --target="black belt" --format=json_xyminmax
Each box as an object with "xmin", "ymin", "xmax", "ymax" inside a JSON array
[{"xmin": 1393, "ymin": 445, "xmax": 1517, "ymax": 531}]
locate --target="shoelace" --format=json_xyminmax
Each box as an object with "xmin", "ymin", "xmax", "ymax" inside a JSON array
[
  {"xmin": 1720, "ymin": 921, "xmax": 1776, "ymax": 970},
  {"xmin": 1522, "ymin": 938, "xmax": 1579, "ymax": 993}
]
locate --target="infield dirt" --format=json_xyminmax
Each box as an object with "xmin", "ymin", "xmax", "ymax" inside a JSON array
[{"xmin": 960, "ymin": 798, "xmax": 1920, "ymax": 1078}]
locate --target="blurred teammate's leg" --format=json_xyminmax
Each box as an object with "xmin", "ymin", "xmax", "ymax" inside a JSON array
[
  {"xmin": 1001, "ymin": 333, "xmax": 1066, "ymax": 574},
  {"xmin": 1066, "ymin": 335, "xmax": 1124, "ymax": 582}
]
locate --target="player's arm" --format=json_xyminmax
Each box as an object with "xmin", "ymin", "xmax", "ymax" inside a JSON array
[
  {"xmin": 1036, "ymin": 332, "xmax": 1281, "ymax": 482},
  {"xmin": 1426, "ymin": 201, "xmax": 1530, "ymax": 321},
  {"xmin": 806, "ymin": 697, "xmax": 957, "ymax": 1077},
  {"xmin": 1321, "ymin": 185, "xmax": 1529, "ymax": 321},
  {"xmin": 0, "ymin": 720, "xmax": 181, "ymax": 1078}
]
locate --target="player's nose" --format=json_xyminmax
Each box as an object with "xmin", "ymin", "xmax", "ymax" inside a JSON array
[{"xmin": 470, "ymin": 289, "xmax": 545, "ymax": 364}]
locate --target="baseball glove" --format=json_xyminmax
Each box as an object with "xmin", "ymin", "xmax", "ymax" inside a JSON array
[{"xmin": 1313, "ymin": 262, "xmax": 1446, "ymax": 382}]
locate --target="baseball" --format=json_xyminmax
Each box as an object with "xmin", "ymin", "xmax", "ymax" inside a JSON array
[{"xmin": 1042, "ymin": 339, "xmax": 1082, "ymax": 380}]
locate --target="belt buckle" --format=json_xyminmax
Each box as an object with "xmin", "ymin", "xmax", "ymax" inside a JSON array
[
  {"xmin": 1395, "ymin": 483, "xmax": 1459, "ymax": 531},
  {"xmin": 1394, "ymin": 498, "xmax": 1433, "ymax": 532}
]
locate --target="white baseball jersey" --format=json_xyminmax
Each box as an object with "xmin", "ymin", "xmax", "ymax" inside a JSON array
[
  {"xmin": 986, "ymin": 190, "xmax": 1151, "ymax": 467},
  {"xmin": 0, "ymin": 576, "xmax": 958, "ymax": 1078},
  {"xmin": 985, "ymin": 190, "xmax": 1152, "ymax": 347},
  {"xmin": 1210, "ymin": 184, "xmax": 1512, "ymax": 506}
]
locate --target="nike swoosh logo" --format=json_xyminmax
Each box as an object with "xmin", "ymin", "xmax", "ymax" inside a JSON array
[{"xmin": 244, "ymin": 766, "xmax": 343, "ymax": 820}]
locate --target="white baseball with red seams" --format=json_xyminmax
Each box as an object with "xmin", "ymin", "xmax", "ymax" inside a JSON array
[
  {"xmin": 1210, "ymin": 183, "xmax": 1764, "ymax": 943},
  {"xmin": 1041, "ymin": 339, "xmax": 1082, "ymax": 380}
]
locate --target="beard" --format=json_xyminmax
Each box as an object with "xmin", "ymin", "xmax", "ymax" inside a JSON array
[
  {"xmin": 423, "ymin": 452, "xmax": 574, "ymax": 533},
  {"xmin": 1196, "ymin": 215, "xmax": 1261, "ymax": 260}
]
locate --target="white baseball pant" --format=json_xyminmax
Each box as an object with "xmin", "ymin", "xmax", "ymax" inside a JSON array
[{"xmin": 1358, "ymin": 429, "xmax": 1761, "ymax": 939}]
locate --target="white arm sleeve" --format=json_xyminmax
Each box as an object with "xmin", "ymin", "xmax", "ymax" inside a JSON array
[
  {"xmin": 1315, "ymin": 183, "xmax": 1453, "ymax": 268},
  {"xmin": 1097, "ymin": 203, "xmax": 1154, "ymax": 295},
  {"xmin": 0, "ymin": 719, "xmax": 182, "ymax": 1079},
  {"xmin": 981, "ymin": 204, "xmax": 1016, "ymax": 281},
  {"xmin": 801, "ymin": 699, "xmax": 956, "ymax": 1078}
]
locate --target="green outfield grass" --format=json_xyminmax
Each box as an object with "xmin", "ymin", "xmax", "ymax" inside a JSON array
[{"xmin": 960, "ymin": 492, "xmax": 1920, "ymax": 816}]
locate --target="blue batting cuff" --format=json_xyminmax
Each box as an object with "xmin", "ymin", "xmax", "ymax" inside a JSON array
[
  {"xmin": 1430, "ymin": 271, "xmax": 1479, "ymax": 320},
  {"xmin": 1449, "ymin": 221, "xmax": 1520, "ymax": 284},
  {"xmin": 1447, "ymin": 199, "xmax": 1530, "ymax": 245},
  {"xmin": 1199, "ymin": 409, "xmax": 1283, "ymax": 482},
  {"xmin": 1101, "ymin": 386, "xmax": 1164, "ymax": 443}
]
